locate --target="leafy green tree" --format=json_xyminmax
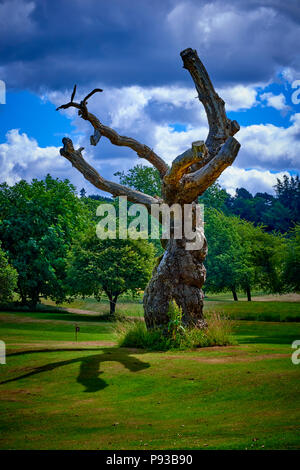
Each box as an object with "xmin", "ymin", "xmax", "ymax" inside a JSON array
[
  {"xmin": 274, "ymin": 174, "xmax": 300, "ymax": 223},
  {"xmin": 198, "ymin": 182, "xmax": 231, "ymax": 212},
  {"xmin": 204, "ymin": 209, "xmax": 284, "ymax": 300},
  {"xmin": 80, "ymin": 188, "xmax": 87, "ymax": 198},
  {"xmin": 225, "ymin": 177, "xmax": 299, "ymax": 232},
  {"xmin": 282, "ymin": 224, "xmax": 300, "ymax": 292},
  {"xmin": 115, "ymin": 165, "xmax": 161, "ymax": 197},
  {"xmin": 81, "ymin": 196, "xmax": 106, "ymax": 222},
  {"xmin": 68, "ymin": 231, "xmax": 155, "ymax": 315},
  {"xmin": 229, "ymin": 188, "xmax": 256, "ymax": 223},
  {"xmin": 204, "ymin": 209, "xmax": 247, "ymax": 300},
  {"xmin": 0, "ymin": 175, "xmax": 86, "ymax": 308},
  {"xmin": 0, "ymin": 243, "xmax": 18, "ymax": 302},
  {"xmin": 114, "ymin": 166, "xmax": 164, "ymax": 256},
  {"xmin": 257, "ymin": 200, "xmax": 292, "ymax": 233},
  {"xmin": 88, "ymin": 195, "xmax": 113, "ymax": 202},
  {"xmin": 234, "ymin": 219, "xmax": 284, "ymax": 298}
]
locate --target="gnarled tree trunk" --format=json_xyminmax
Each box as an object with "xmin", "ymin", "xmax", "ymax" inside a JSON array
[
  {"xmin": 56, "ymin": 48, "xmax": 241, "ymax": 330},
  {"xmin": 144, "ymin": 234, "xmax": 207, "ymax": 329}
]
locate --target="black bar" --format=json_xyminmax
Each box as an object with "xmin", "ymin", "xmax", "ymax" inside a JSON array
[{"xmin": 0, "ymin": 449, "xmax": 296, "ymax": 467}]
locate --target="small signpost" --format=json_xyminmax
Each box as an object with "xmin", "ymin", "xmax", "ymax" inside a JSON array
[{"xmin": 75, "ymin": 324, "xmax": 80, "ymax": 342}]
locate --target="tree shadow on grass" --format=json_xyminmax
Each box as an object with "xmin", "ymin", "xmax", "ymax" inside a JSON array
[{"xmin": 0, "ymin": 348, "xmax": 150, "ymax": 392}]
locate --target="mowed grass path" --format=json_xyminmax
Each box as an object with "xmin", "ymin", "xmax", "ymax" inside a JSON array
[{"xmin": 0, "ymin": 307, "xmax": 300, "ymax": 450}]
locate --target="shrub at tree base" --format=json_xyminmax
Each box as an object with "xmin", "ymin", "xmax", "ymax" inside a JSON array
[{"xmin": 117, "ymin": 313, "xmax": 234, "ymax": 351}]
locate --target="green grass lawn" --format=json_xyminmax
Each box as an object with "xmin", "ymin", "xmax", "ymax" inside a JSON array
[
  {"xmin": 40, "ymin": 292, "xmax": 300, "ymax": 322},
  {"xmin": 44, "ymin": 296, "xmax": 145, "ymax": 318},
  {"xmin": 204, "ymin": 300, "xmax": 300, "ymax": 322},
  {"xmin": 0, "ymin": 304, "xmax": 300, "ymax": 450}
]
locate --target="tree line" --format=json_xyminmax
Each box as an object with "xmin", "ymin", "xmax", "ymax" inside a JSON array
[
  {"xmin": 117, "ymin": 166, "xmax": 300, "ymax": 300},
  {"xmin": 117, "ymin": 166, "xmax": 300, "ymax": 233},
  {"xmin": 0, "ymin": 171, "xmax": 299, "ymax": 309}
]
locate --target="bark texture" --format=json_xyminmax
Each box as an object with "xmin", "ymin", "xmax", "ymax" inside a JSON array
[
  {"xmin": 144, "ymin": 235, "xmax": 207, "ymax": 329},
  {"xmin": 57, "ymin": 48, "xmax": 241, "ymax": 329}
]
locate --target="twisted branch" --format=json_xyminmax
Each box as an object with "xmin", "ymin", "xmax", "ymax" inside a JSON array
[
  {"xmin": 164, "ymin": 48, "xmax": 242, "ymax": 202},
  {"xmin": 60, "ymin": 138, "xmax": 160, "ymax": 209},
  {"xmin": 180, "ymin": 48, "xmax": 240, "ymax": 158},
  {"xmin": 57, "ymin": 88, "xmax": 168, "ymax": 178},
  {"xmin": 56, "ymin": 50, "xmax": 241, "ymax": 207},
  {"xmin": 180, "ymin": 137, "xmax": 240, "ymax": 201}
]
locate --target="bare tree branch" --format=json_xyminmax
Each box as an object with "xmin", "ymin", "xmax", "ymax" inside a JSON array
[
  {"xmin": 90, "ymin": 128, "xmax": 101, "ymax": 146},
  {"xmin": 56, "ymin": 101, "xmax": 81, "ymax": 111},
  {"xmin": 60, "ymin": 137, "xmax": 160, "ymax": 209},
  {"xmin": 180, "ymin": 136, "xmax": 240, "ymax": 201},
  {"xmin": 70, "ymin": 84, "xmax": 77, "ymax": 102},
  {"xmin": 89, "ymin": 119, "xmax": 168, "ymax": 177},
  {"xmin": 82, "ymin": 88, "xmax": 103, "ymax": 103},
  {"xmin": 57, "ymin": 88, "xmax": 168, "ymax": 178},
  {"xmin": 164, "ymin": 140, "xmax": 208, "ymax": 186},
  {"xmin": 180, "ymin": 48, "xmax": 240, "ymax": 158},
  {"xmin": 164, "ymin": 48, "xmax": 242, "ymax": 201}
]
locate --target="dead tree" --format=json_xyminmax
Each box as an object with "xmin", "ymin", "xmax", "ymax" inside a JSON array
[{"xmin": 57, "ymin": 48, "xmax": 240, "ymax": 329}]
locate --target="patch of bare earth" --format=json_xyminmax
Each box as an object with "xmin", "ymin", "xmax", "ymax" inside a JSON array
[
  {"xmin": 251, "ymin": 293, "xmax": 300, "ymax": 302},
  {"xmin": 65, "ymin": 307, "xmax": 143, "ymax": 321},
  {"xmin": 7, "ymin": 340, "xmax": 116, "ymax": 350},
  {"xmin": 64, "ymin": 307, "xmax": 102, "ymax": 316},
  {"xmin": 0, "ymin": 387, "xmax": 43, "ymax": 402},
  {"xmin": 0, "ymin": 313, "xmax": 75, "ymax": 325},
  {"xmin": 164, "ymin": 353, "xmax": 289, "ymax": 364},
  {"xmin": 0, "ymin": 312, "xmax": 109, "ymax": 326}
]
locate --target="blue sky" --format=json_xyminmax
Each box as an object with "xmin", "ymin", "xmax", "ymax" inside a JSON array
[{"xmin": 0, "ymin": 0, "xmax": 299, "ymax": 195}]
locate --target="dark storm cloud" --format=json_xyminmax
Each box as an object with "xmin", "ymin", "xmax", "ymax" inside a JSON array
[
  {"xmin": 1, "ymin": 0, "xmax": 300, "ymax": 91},
  {"xmin": 0, "ymin": 0, "xmax": 178, "ymax": 89}
]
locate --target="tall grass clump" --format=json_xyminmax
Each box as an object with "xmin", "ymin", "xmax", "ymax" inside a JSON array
[
  {"xmin": 117, "ymin": 304, "xmax": 235, "ymax": 351},
  {"xmin": 187, "ymin": 312, "xmax": 235, "ymax": 348},
  {"xmin": 116, "ymin": 320, "xmax": 171, "ymax": 350}
]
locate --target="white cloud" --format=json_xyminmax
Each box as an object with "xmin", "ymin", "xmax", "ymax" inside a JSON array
[
  {"xmin": 106, "ymin": 86, "xmax": 150, "ymax": 130},
  {"xmin": 49, "ymin": 82, "xmax": 258, "ymax": 130},
  {"xmin": 0, "ymin": 129, "xmax": 141, "ymax": 196},
  {"xmin": 218, "ymin": 85, "xmax": 258, "ymax": 111},
  {"xmin": 48, "ymin": 82, "xmax": 260, "ymax": 170},
  {"xmin": 0, "ymin": 125, "xmax": 296, "ymax": 198},
  {"xmin": 281, "ymin": 67, "xmax": 298, "ymax": 84},
  {"xmin": 152, "ymin": 125, "xmax": 207, "ymax": 164},
  {"xmin": 237, "ymin": 113, "xmax": 300, "ymax": 170},
  {"xmin": 0, "ymin": 129, "xmax": 99, "ymax": 193},
  {"xmin": 260, "ymin": 92, "xmax": 290, "ymax": 112},
  {"xmin": 219, "ymin": 167, "xmax": 289, "ymax": 195},
  {"xmin": 0, "ymin": 129, "xmax": 60, "ymax": 186}
]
